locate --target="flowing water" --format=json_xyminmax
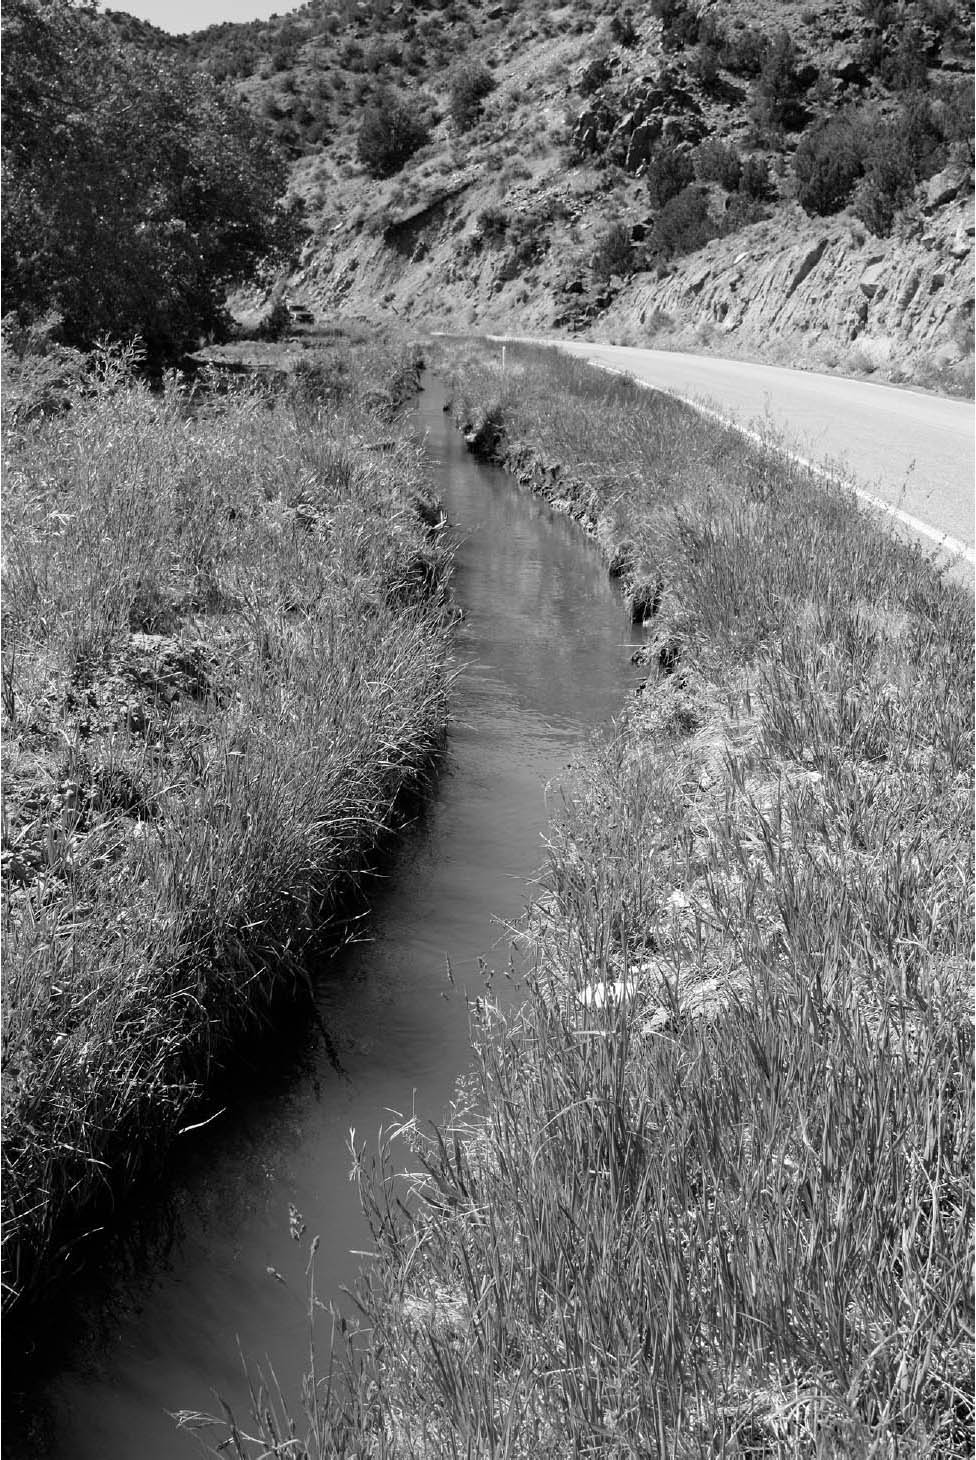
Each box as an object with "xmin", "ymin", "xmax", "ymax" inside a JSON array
[{"xmin": 15, "ymin": 377, "xmax": 643, "ymax": 1459}]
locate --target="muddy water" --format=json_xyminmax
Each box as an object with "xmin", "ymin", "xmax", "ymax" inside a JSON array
[{"xmin": 24, "ymin": 378, "xmax": 642, "ymax": 1459}]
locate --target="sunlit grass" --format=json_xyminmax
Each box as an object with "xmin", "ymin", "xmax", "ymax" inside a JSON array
[
  {"xmin": 187, "ymin": 339, "xmax": 973, "ymax": 1457},
  {"xmin": 1, "ymin": 338, "xmax": 451, "ymax": 1313}
]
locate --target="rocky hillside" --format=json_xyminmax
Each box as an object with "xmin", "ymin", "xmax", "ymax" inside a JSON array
[{"xmin": 129, "ymin": 0, "xmax": 974, "ymax": 390}]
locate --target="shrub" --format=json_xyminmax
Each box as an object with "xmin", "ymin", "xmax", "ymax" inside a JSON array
[
  {"xmin": 739, "ymin": 154, "xmax": 775, "ymax": 202},
  {"xmin": 794, "ymin": 114, "xmax": 867, "ymax": 215},
  {"xmin": 851, "ymin": 94, "xmax": 950, "ymax": 234},
  {"xmin": 650, "ymin": 0, "xmax": 700, "ymax": 48},
  {"xmin": 750, "ymin": 28, "xmax": 809, "ymax": 134},
  {"xmin": 448, "ymin": 59, "xmax": 495, "ymax": 132},
  {"xmin": 694, "ymin": 138, "xmax": 742, "ymax": 191},
  {"xmin": 577, "ymin": 50, "xmax": 613, "ymax": 96},
  {"xmin": 651, "ymin": 184, "xmax": 715, "ymax": 259},
  {"xmin": 720, "ymin": 24, "xmax": 767, "ymax": 77},
  {"xmin": 592, "ymin": 220, "xmax": 634, "ymax": 279},
  {"xmin": 690, "ymin": 41, "xmax": 722, "ymax": 91},
  {"xmin": 477, "ymin": 204, "xmax": 509, "ymax": 244},
  {"xmin": 646, "ymin": 143, "xmax": 695, "ymax": 208},
  {"xmin": 609, "ymin": 7, "xmax": 639, "ymax": 47},
  {"xmin": 357, "ymin": 87, "xmax": 431, "ymax": 177}
]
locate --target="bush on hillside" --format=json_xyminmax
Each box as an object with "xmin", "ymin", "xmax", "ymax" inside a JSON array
[
  {"xmin": 794, "ymin": 114, "xmax": 867, "ymax": 215},
  {"xmin": 651, "ymin": 184, "xmax": 715, "ymax": 260},
  {"xmin": 719, "ymin": 24, "xmax": 768, "ymax": 78},
  {"xmin": 690, "ymin": 41, "xmax": 722, "ymax": 92},
  {"xmin": 693, "ymin": 138, "xmax": 742, "ymax": 191},
  {"xmin": 858, "ymin": 91, "xmax": 951, "ymax": 233},
  {"xmin": 650, "ymin": 0, "xmax": 700, "ymax": 49},
  {"xmin": 448, "ymin": 59, "xmax": 495, "ymax": 132},
  {"xmin": 739, "ymin": 153, "xmax": 776, "ymax": 202},
  {"xmin": 750, "ymin": 29, "xmax": 810, "ymax": 135},
  {"xmin": 609, "ymin": 8, "xmax": 639, "ymax": 47},
  {"xmin": 646, "ymin": 143, "xmax": 695, "ymax": 208},
  {"xmin": 357, "ymin": 87, "xmax": 431, "ymax": 177},
  {"xmin": 592, "ymin": 220, "xmax": 635, "ymax": 279},
  {"xmin": 577, "ymin": 50, "xmax": 613, "ymax": 96}
]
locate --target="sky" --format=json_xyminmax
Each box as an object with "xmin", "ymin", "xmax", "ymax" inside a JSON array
[{"xmin": 101, "ymin": 1, "xmax": 301, "ymax": 34}]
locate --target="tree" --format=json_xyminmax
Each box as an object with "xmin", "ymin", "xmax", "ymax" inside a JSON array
[
  {"xmin": 448, "ymin": 59, "xmax": 495, "ymax": 132},
  {"xmin": 2, "ymin": 0, "xmax": 305, "ymax": 366},
  {"xmin": 357, "ymin": 87, "xmax": 431, "ymax": 177},
  {"xmin": 751, "ymin": 29, "xmax": 809, "ymax": 135},
  {"xmin": 794, "ymin": 114, "xmax": 867, "ymax": 215},
  {"xmin": 646, "ymin": 144, "xmax": 695, "ymax": 208}
]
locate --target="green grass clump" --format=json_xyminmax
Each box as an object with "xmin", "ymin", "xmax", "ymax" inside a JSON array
[
  {"xmin": 1, "ymin": 337, "xmax": 450, "ymax": 1313},
  {"xmin": 186, "ymin": 341, "xmax": 973, "ymax": 1457}
]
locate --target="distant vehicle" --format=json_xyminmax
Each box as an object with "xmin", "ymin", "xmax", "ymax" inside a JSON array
[{"xmin": 290, "ymin": 306, "xmax": 314, "ymax": 324}]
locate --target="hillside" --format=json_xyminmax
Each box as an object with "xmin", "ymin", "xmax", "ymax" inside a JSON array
[{"xmin": 136, "ymin": 0, "xmax": 976, "ymax": 392}]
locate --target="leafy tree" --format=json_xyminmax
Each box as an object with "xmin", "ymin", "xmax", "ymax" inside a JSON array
[
  {"xmin": 852, "ymin": 94, "xmax": 949, "ymax": 234},
  {"xmin": 592, "ymin": 221, "xmax": 634, "ymax": 279},
  {"xmin": 794, "ymin": 114, "xmax": 867, "ymax": 215},
  {"xmin": 693, "ymin": 138, "xmax": 742, "ymax": 191},
  {"xmin": 739, "ymin": 153, "xmax": 775, "ymax": 202},
  {"xmin": 646, "ymin": 144, "xmax": 694, "ymax": 208},
  {"xmin": 448, "ymin": 59, "xmax": 495, "ymax": 132},
  {"xmin": 357, "ymin": 86, "xmax": 431, "ymax": 176},
  {"xmin": 2, "ymin": 0, "xmax": 305, "ymax": 366},
  {"xmin": 651, "ymin": 185, "xmax": 715, "ymax": 260},
  {"xmin": 751, "ymin": 29, "xmax": 809, "ymax": 134}
]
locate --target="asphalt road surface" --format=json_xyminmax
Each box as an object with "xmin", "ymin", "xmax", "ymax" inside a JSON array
[{"xmin": 515, "ymin": 341, "xmax": 976, "ymax": 573}]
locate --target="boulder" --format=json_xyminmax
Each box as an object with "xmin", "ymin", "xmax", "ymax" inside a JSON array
[
  {"xmin": 924, "ymin": 165, "xmax": 969, "ymax": 212},
  {"xmin": 624, "ymin": 120, "xmax": 661, "ymax": 170},
  {"xmin": 859, "ymin": 260, "xmax": 887, "ymax": 298}
]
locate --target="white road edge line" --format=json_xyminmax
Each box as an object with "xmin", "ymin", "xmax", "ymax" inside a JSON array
[
  {"xmin": 596, "ymin": 363, "xmax": 976, "ymax": 566},
  {"xmin": 487, "ymin": 336, "xmax": 975, "ymax": 567}
]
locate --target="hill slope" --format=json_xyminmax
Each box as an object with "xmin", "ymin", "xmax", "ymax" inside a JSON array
[{"xmin": 126, "ymin": 0, "xmax": 975, "ymax": 388}]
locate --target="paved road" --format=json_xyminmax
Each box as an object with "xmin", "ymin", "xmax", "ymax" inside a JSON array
[{"xmin": 516, "ymin": 341, "xmax": 976, "ymax": 571}]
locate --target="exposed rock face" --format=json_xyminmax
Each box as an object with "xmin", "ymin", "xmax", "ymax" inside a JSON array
[
  {"xmin": 573, "ymin": 69, "xmax": 705, "ymax": 174},
  {"xmin": 285, "ymin": 175, "xmax": 973, "ymax": 391},
  {"xmin": 608, "ymin": 197, "xmax": 975, "ymax": 376}
]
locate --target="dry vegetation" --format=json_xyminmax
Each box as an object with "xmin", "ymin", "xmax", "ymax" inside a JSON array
[
  {"xmin": 191, "ymin": 342, "xmax": 973, "ymax": 1457},
  {"xmin": 1, "ymin": 330, "xmax": 451, "ymax": 1315}
]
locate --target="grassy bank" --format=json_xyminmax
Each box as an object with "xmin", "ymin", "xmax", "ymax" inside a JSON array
[
  {"xmin": 195, "ymin": 341, "xmax": 972, "ymax": 1458},
  {"xmin": 1, "ymin": 330, "xmax": 451, "ymax": 1315}
]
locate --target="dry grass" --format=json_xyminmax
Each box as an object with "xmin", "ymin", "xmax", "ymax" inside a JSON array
[
  {"xmin": 1, "ymin": 334, "xmax": 451, "ymax": 1314},
  {"xmin": 186, "ymin": 340, "xmax": 973, "ymax": 1457}
]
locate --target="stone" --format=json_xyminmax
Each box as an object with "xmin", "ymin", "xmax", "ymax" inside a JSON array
[
  {"xmin": 949, "ymin": 224, "xmax": 971, "ymax": 259},
  {"xmin": 859, "ymin": 260, "xmax": 887, "ymax": 298},
  {"xmin": 786, "ymin": 237, "xmax": 829, "ymax": 296},
  {"xmin": 924, "ymin": 165, "xmax": 968, "ymax": 212}
]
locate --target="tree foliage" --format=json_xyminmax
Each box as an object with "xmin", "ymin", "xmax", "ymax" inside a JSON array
[
  {"xmin": 357, "ymin": 86, "xmax": 431, "ymax": 176},
  {"xmin": 448, "ymin": 59, "xmax": 495, "ymax": 132},
  {"xmin": 1, "ymin": 0, "xmax": 305, "ymax": 366},
  {"xmin": 794, "ymin": 115, "xmax": 867, "ymax": 215}
]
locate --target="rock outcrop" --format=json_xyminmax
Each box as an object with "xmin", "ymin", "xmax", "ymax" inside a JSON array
[{"xmin": 606, "ymin": 195, "xmax": 975, "ymax": 379}]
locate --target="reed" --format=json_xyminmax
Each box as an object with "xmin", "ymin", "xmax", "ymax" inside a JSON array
[
  {"xmin": 1, "ymin": 335, "xmax": 451, "ymax": 1314},
  {"xmin": 186, "ymin": 339, "xmax": 973, "ymax": 1457}
]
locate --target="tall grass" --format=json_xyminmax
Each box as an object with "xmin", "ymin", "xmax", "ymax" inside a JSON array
[
  {"xmin": 1, "ymin": 338, "xmax": 451, "ymax": 1314},
  {"xmin": 188, "ymin": 341, "xmax": 973, "ymax": 1457}
]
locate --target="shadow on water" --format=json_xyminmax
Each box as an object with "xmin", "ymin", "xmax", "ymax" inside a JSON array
[{"xmin": 7, "ymin": 374, "xmax": 644, "ymax": 1460}]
